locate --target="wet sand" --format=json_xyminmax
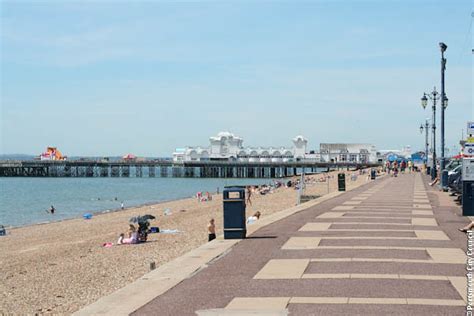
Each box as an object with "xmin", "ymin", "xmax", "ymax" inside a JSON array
[{"xmin": 0, "ymin": 170, "xmax": 373, "ymax": 314}]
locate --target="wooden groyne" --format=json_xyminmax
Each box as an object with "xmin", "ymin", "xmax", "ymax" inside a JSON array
[{"xmin": 0, "ymin": 160, "xmax": 381, "ymax": 178}]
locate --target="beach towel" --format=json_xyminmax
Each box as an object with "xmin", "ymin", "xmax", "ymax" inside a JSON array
[{"xmin": 160, "ymin": 229, "xmax": 180, "ymax": 234}]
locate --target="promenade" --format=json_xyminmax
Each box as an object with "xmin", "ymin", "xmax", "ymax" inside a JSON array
[{"xmin": 131, "ymin": 173, "xmax": 468, "ymax": 315}]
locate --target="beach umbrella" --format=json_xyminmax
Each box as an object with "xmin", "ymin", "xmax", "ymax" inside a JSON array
[{"xmin": 130, "ymin": 214, "xmax": 156, "ymax": 224}]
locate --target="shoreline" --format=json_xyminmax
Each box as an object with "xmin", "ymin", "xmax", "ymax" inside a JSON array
[
  {"xmin": 0, "ymin": 169, "xmax": 371, "ymax": 314},
  {"xmin": 4, "ymin": 177, "xmax": 282, "ymax": 230}
]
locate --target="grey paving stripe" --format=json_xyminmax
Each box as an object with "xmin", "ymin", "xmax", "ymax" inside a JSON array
[
  {"xmin": 295, "ymin": 231, "xmax": 417, "ymax": 237},
  {"xmin": 288, "ymin": 303, "xmax": 464, "ymax": 315},
  {"xmin": 238, "ymin": 279, "xmax": 462, "ymax": 299},
  {"xmin": 328, "ymin": 224, "xmax": 441, "ymax": 230},
  {"xmin": 318, "ymin": 239, "xmax": 454, "ymax": 247},
  {"xmin": 342, "ymin": 214, "xmax": 430, "ymax": 218},
  {"xmin": 305, "ymin": 262, "xmax": 465, "ymax": 276},
  {"xmin": 316, "ymin": 218, "xmax": 411, "ymax": 223},
  {"xmin": 276, "ymin": 249, "xmax": 432, "ymax": 260}
]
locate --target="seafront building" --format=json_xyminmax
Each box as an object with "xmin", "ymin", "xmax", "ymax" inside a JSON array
[
  {"xmin": 319, "ymin": 143, "xmax": 378, "ymax": 163},
  {"xmin": 173, "ymin": 132, "xmax": 308, "ymax": 162},
  {"xmin": 173, "ymin": 132, "xmax": 384, "ymax": 163}
]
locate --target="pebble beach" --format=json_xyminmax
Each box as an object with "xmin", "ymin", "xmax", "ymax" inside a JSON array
[{"xmin": 0, "ymin": 170, "xmax": 372, "ymax": 314}]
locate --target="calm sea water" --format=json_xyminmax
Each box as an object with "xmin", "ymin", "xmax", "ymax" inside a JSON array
[{"xmin": 0, "ymin": 177, "xmax": 273, "ymax": 227}]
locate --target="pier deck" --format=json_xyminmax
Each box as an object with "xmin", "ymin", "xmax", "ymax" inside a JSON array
[{"xmin": 0, "ymin": 160, "xmax": 380, "ymax": 178}]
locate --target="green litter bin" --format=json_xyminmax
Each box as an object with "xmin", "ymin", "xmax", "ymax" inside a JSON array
[{"xmin": 338, "ymin": 173, "xmax": 346, "ymax": 191}]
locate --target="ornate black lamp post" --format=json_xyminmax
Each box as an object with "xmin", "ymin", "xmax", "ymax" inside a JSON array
[
  {"xmin": 420, "ymin": 119, "xmax": 430, "ymax": 174},
  {"xmin": 421, "ymin": 88, "xmax": 440, "ymax": 180}
]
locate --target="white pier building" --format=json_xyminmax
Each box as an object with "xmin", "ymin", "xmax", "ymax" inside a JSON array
[
  {"xmin": 319, "ymin": 143, "xmax": 377, "ymax": 163},
  {"xmin": 173, "ymin": 132, "xmax": 308, "ymax": 162}
]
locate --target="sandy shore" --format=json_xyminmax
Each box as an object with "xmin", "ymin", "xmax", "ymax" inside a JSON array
[{"xmin": 0, "ymin": 169, "xmax": 374, "ymax": 314}]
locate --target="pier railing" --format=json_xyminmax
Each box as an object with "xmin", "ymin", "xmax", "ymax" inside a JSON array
[{"xmin": 0, "ymin": 160, "xmax": 381, "ymax": 178}]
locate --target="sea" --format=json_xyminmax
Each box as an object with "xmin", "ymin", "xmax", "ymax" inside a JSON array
[{"xmin": 0, "ymin": 177, "xmax": 274, "ymax": 228}]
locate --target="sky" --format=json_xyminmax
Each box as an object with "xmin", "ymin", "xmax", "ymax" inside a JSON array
[{"xmin": 1, "ymin": 0, "xmax": 472, "ymax": 157}]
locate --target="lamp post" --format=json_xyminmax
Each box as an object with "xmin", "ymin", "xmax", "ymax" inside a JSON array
[
  {"xmin": 420, "ymin": 119, "xmax": 430, "ymax": 174},
  {"xmin": 421, "ymin": 87, "xmax": 440, "ymax": 180},
  {"xmin": 439, "ymin": 42, "xmax": 449, "ymax": 188}
]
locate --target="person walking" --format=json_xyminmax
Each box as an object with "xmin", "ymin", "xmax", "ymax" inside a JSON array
[
  {"xmin": 208, "ymin": 218, "xmax": 216, "ymax": 241},
  {"xmin": 246, "ymin": 186, "xmax": 252, "ymax": 206}
]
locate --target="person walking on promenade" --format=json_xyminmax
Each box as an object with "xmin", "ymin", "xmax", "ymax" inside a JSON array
[
  {"xmin": 401, "ymin": 161, "xmax": 406, "ymax": 173},
  {"xmin": 246, "ymin": 186, "xmax": 252, "ymax": 206},
  {"xmin": 385, "ymin": 161, "xmax": 391, "ymax": 174},
  {"xmin": 208, "ymin": 219, "xmax": 216, "ymax": 241}
]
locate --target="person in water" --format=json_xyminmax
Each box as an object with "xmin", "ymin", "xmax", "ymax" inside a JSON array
[{"xmin": 49, "ymin": 205, "xmax": 55, "ymax": 214}]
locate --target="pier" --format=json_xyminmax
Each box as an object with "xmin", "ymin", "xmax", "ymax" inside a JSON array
[{"xmin": 0, "ymin": 160, "xmax": 381, "ymax": 178}]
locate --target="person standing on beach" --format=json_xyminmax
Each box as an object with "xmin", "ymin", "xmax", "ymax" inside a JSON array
[
  {"xmin": 121, "ymin": 201, "xmax": 124, "ymax": 210},
  {"xmin": 208, "ymin": 219, "xmax": 216, "ymax": 241},
  {"xmin": 246, "ymin": 186, "xmax": 252, "ymax": 206}
]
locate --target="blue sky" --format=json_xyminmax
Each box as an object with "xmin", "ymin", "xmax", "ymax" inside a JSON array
[{"xmin": 1, "ymin": 0, "xmax": 472, "ymax": 156}]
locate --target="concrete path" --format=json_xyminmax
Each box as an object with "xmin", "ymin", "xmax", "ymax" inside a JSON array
[{"xmin": 133, "ymin": 173, "xmax": 469, "ymax": 315}]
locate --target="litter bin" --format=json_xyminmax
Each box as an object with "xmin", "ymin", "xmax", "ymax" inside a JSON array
[
  {"xmin": 338, "ymin": 173, "xmax": 346, "ymax": 191},
  {"xmin": 441, "ymin": 169, "xmax": 449, "ymax": 191},
  {"xmin": 370, "ymin": 169, "xmax": 376, "ymax": 180},
  {"xmin": 223, "ymin": 187, "xmax": 246, "ymax": 239}
]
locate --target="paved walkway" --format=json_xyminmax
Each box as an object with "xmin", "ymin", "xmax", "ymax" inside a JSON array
[{"xmin": 133, "ymin": 173, "xmax": 469, "ymax": 315}]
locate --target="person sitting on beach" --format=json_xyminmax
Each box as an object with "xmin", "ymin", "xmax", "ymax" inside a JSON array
[
  {"xmin": 247, "ymin": 211, "xmax": 261, "ymax": 224},
  {"xmin": 118, "ymin": 224, "xmax": 139, "ymax": 244},
  {"xmin": 208, "ymin": 218, "xmax": 216, "ymax": 242}
]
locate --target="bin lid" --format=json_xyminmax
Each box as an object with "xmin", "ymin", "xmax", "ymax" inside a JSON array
[{"xmin": 223, "ymin": 186, "xmax": 246, "ymax": 191}]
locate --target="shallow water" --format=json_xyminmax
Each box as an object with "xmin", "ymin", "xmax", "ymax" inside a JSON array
[{"xmin": 0, "ymin": 177, "xmax": 273, "ymax": 227}]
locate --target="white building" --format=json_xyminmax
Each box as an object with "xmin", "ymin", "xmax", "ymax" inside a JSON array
[
  {"xmin": 319, "ymin": 143, "xmax": 377, "ymax": 163},
  {"xmin": 173, "ymin": 132, "xmax": 308, "ymax": 162},
  {"xmin": 378, "ymin": 146, "xmax": 412, "ymax": 160}
]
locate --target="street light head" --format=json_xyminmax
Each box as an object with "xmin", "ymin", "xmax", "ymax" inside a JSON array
[
  {"xmin": 439, "ymin": 42, "xmax": 447, "ymax": 52},
  {"xmin": 443, "ymin": 96, "xmax": 448, "ymax": 109},
  {"xmin": 421, "ymin": 94, "xmax": 428, "ymax": 109}
]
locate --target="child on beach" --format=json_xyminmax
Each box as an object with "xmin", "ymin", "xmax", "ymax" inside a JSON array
[
  {"xmin": 118, "ymin": 224, "xmax": 138, "ymax": 244},
  {"xmin": 247, "ymin": 211, "xmax": 261, "ymax": 224},
  {"xmin": 208, "ymin": 219, "xmax": 216, "ymax": 242}
]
